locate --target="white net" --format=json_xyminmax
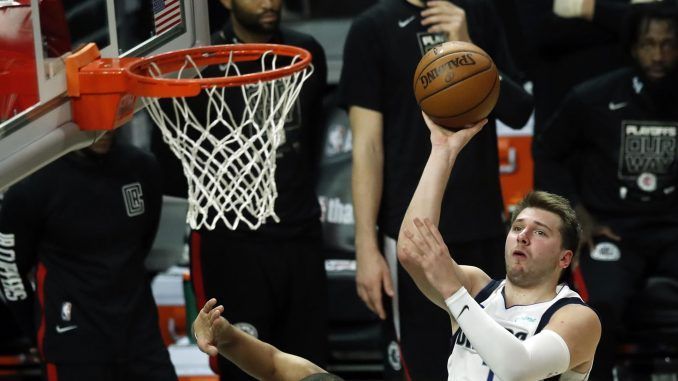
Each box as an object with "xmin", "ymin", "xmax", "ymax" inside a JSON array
[{"xmin": 142, "ymin": 50, "xmax": 313, "ymax": 230}]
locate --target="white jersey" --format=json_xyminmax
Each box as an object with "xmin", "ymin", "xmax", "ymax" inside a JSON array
[{"xmin": 447, "ymin": 280, "xmax": 592, "ymax": 381}]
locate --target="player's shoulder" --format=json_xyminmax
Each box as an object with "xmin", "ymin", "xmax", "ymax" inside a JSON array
[
  {"xmin": 2, "ymin": 155, "xmax": 67, "ymax": 202},
  {"xmin": 349, "ymin": 0, "xmax": 397, "ymax": 31},
  {"xmin": 279, "ymin": 27, "xmax": 322, "ymax": 51},
  {"xmin": 547, "ymin": 302, "xmax": 602, "ymax": 352},
  {"xmin": 550, "ymin": 299, "xmax": 601, "ymax": 329},
  {"xmin": 572, "ymin": 67, "xmax": 633, "ymax": 99},
  {"xmin": 459, "ymin": 265, "xmax": 494, "ymax": 298},
  {"xmin": 114, "ymin": 143, "xmax": 159, "ymax": 171}
]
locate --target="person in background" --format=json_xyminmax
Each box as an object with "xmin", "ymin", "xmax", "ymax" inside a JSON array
[
  {"xmin": 338, "ymin": 0, "xmax": 532, "ymax": 378},
  {"xmin": 533, "ymin": 2, "xmax": 678, "ymax": 379},
  {"xmin": 0, "ymin": 130, "xmax": 176, "ymax": 381},
  {"xmin": 150, "ymin": 0, "xmax": 329, "ymax": 379}
]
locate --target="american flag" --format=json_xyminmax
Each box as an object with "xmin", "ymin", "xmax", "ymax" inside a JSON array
[{"xmin": 152, "ymin": 0, "xmax": 182, "ymax": 35}]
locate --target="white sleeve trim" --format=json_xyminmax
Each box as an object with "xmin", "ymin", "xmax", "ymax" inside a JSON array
[{"xmin": 445, "ymin": 288, "xmax": 571, "ymax": 381}]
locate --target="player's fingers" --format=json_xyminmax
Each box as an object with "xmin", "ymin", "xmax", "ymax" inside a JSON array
[
  {"xmin": 403, "ymin": 228, "xmax": 418, "ymax": 251},
  {"xmin": 202, "ymin": 298, "xmax": 217, "ymax": 313},
  {"xmin": 205, "ymin": 344, "xmax": 219, "ymax": 357},
  {"xmin": 415, "ymin": 217, "xmax": 439, "ymax": 247},
  {"xmin": 465, "ymin": 119, "xmax": 488, "ymax": 131},
  {"xmin": 421, "ymin": 2, "xmax": 462, "ymax": 17},
  {"xmin": 423, "ymin": 218, "xmax": 445, "ymax": 247},
  {"xmin": 357, "ymin": 285, "xmax": 370, "ymax": 307},
  {"xmin": 412, "ymin": 218, "xmax": 435, "ymax": 251},
  {"xmin": 358, "ymin": 282, "xmax": 380, "ymax": 317},
  {"xmin": 382, "ymin": 268, "xmax": 395, "ymax": 298},
  {"xmin": 209, "ymin": 307, "xmax": 223, "ymax": 324},
  {"xmin": 421, "ymin": 14, "xmax": 457, "ymax": 26},
  {"xmin": 457, "ymin": 120, "xmax": 487, "ymax": 140},
  {"xmin": 369, "ymin": 288, "xmax": 386, "ymax": 320}
]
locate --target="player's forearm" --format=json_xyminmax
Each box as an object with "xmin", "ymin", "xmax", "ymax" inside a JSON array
[
  {"xmin": 397, "ymin": 147, "xmax": 458, "ymax": 309},
  {"xmin": 399, "ymin": 259, "xmax": 448, "ymax": 310},
  {"xmin": 400, "ymin": 146, "xmax": 457, "ymax": 233},
  {"xmin": 446, "ymin": 288, "xmax": 570, "ymax": 380},
  {"xmin": 351, "ymin": 139, "xmax": 384, "ymax": 252},
  {"xmin": 217, "ymin": 327, "xmax": 280, "ymax": 380}
]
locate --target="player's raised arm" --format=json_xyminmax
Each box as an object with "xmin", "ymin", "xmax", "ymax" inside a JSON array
[{"xmin": 396, "ymin": 114, "xmax": 489, "ymax": 311}]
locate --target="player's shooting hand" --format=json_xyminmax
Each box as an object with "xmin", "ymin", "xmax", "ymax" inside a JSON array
[
  {"xmin": 401, "ymin": 218, "xmax": 462, "ymax": 300},
  {"xmin": 356, "ymin": 247, "xmax": 394, "ymax": 320},
  {"xmin": 193, "ymin": 298, "xmax": 222, "ymax": 356},
  {"xmin": 422, "ymin": 112, "xmax": 486, "ymax": 153},
  {"xmin": 421, "ymin": 1, "xmax": 471, "ymax": 42}
]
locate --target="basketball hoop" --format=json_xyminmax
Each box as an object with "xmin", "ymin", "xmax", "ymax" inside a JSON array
[{"xmin": 65, "ymin": 43, "xmax": 314, "ymax": 230}]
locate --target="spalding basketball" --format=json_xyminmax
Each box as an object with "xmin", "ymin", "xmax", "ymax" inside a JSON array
[{"xmin": 413, "ymin": 41, "xmax": 500, "ymax": 129}]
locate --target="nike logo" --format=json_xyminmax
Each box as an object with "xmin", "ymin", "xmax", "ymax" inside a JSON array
[
  {"xmin": 458, "ymin": 305, "xmax": 469, "ymax": 318},
  {"xmin": 608, "ymin": 101, "xmax": 628, "ymax": 111},
  {"xmin": 56, "ymin": 325, "xmax": 78, "ymax": 334},
  {"xmin": 398, "ymin": 15, "xmax": 416, "ymax": 28}
]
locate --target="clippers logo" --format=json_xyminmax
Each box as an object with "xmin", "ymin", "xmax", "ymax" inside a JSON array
[
  {"xmin": 419, "ymin": 54, "xmax": 477, "ymax": 90},
  {"xmin": 122, "ymin": 183, "xmax": 145, "ymax": 217},
  {"xmin": 590, "ymin": 242, "xmax": 621, "ymax": 261},
  {"xmin": 417, "ymin": 32, "xmax": 446, "ymax": 55},
  {"xmin": 387, "ymin": 341, "xmax": 402, "ymax": 371},
  {"xmin": 234, "ymin": 322, "xmax": 258, "ymax": 338},
  {"xmin": 618, "ymin": 121, "xmax": 678, "ymax": 194},
  {"xmin": 116, "ymin": 94, "xmax": 136, "ymax": 119}
]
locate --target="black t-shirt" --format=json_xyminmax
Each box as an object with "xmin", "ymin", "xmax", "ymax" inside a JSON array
[
  {"xmin": 534, "ymin": 67, "xmax": 678, "ymax": 224},
  {"xmin": 516, "ymin": 0, "xmax": 628, "ymax": 130},
  {"xmin": 0, "ymin": 142, "xmax": 164, "ymax": 362},
  {"xmin": 338, "ymin": 0, "xmax": 525, "ymax": 242},
  {"xmin": 152, "ymin": 22, "xmax": 327, "ymax": 238}
]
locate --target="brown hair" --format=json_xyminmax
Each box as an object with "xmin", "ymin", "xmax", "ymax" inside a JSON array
[{"xmin": 510, "ymin": 191, "xmax": 581, "ymax": 252}]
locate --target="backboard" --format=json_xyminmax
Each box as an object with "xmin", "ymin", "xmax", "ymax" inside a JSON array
[{"xmin": 0, "ymin": 0, "xmax": 210, "ymax": 191}]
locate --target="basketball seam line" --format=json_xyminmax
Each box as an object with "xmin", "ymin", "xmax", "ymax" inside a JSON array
[
  {"xmin": 414, "ymin": 50, "xmax": 491, "ymax": 83},
  {"xmin": 443, "ymin": 69, "xmax": 498, "ymax": 119},
  {"xmin": 419, "ymin": 63, "xmax": 496, "ymax": 117}
]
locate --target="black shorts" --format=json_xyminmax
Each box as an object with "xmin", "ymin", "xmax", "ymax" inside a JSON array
[
  {"xmin": 382, "ymin": 235, "xmax": 505, "ymax": 381},
  {"xmin": 190, "ymin": 229, "xmax": 328, "ymax": 381},
  {"xmin": 43, "ymin": 347, "xmax": 176, "ymax": 381}
]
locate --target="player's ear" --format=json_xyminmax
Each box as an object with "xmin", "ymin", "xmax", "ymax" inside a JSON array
[{"xmin": 559, "ymin": 250, "xmax": 573, "ymax": 269}]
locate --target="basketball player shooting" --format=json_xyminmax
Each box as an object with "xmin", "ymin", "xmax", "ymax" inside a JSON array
[{"xmin": 397, "ymin": 114, "xmax": 601, "ymax": 380}]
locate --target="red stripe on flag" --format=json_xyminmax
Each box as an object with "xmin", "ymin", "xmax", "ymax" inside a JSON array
[
  {"xmin": 156, "ymin": 17, "xmax": 181, "ymax": 33},
  {"xmin": 154, "ymin": 0, "xmax": 181, "ymax": 33}
]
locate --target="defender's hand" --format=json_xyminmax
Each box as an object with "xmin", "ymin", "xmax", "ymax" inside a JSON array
[{"xmin": 194, "ymin": 298, "xmax": 221, "ymax": 356}]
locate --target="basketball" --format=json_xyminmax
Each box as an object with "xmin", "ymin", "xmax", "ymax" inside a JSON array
[{"xmin": 413, "ymin": 41, "xmax": 500, "ymax": 129}]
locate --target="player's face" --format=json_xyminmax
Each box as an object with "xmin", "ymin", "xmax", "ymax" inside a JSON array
[
  {"xmin": 632, "ymin": 18, "xmax": 678, "ymax": 82},
  {"xmin": 504, "ymin": 208, "xmax": 571, "ymax": 288},
  {"xmin": 228, "ymin": 0, "xmax": 282, "ymax": 35}
]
